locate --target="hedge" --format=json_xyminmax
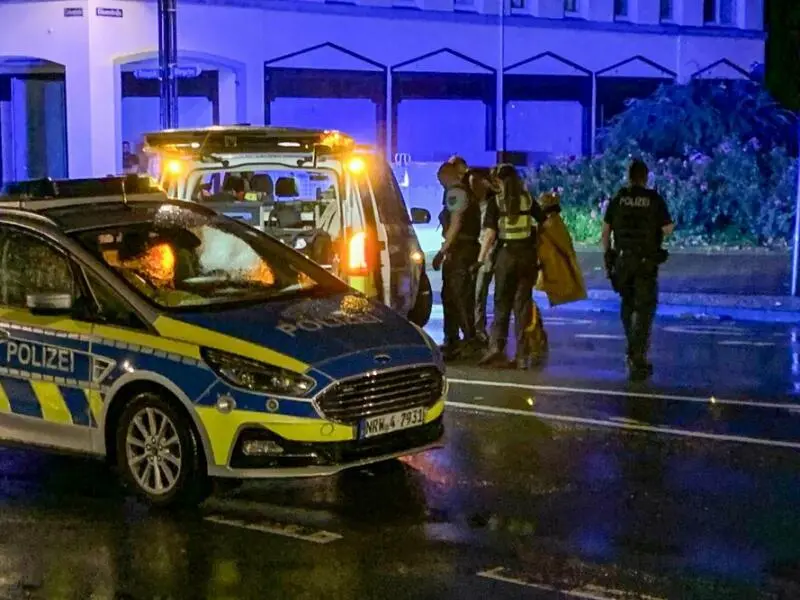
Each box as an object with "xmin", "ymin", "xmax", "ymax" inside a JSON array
[{"xmin": 523, "ymin": 81, "xmax": 799, "ymax": 248}]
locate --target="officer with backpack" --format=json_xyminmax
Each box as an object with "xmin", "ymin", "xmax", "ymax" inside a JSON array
[
  {"xmin": 478, "ymin": 164, "xmax": 548, "ymax": 369},
  {"xmin": 432, "ymin": 160, "xmax": 482, "ymax": 359},
  {"xmin": 602, "ymin": 158, "xmax": 674, "ymax": 380}
]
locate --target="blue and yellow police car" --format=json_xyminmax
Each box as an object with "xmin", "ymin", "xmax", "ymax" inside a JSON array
[{"xmin": 0, "ymin": 175, "xmax": 445, "ymax": 506}]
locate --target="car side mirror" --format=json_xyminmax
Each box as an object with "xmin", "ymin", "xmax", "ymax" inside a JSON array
[
  {"xmin": 410, "ymin": 207, "xmax": 431, "ymax": 225},
  {"xmin": 26, "ymin": 293, "xmax": 74, "ymax": 316}
]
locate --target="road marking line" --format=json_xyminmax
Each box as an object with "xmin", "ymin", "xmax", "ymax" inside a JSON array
[
  {"xmin": 718, "ymin": 340, "xmax": 776, "ymax": 347},
  {"xmin": 447, "ymin": 378, "xmax": 796, "ymax": 410},
  {"xmin": 543, "ymin": 318, "xmax": 593, "ymax": 326},
  {"xmin": 448, "ymin": 401, "xmax": 800, "ymax": 450},
  {"xmin": 204, "ymin": 515, "xmax": 342, "ymax": 544},
  {"xmin": 663, "ymin": 325, "xmax": 746, "ymax": 335},
  {"xmin": 574, "ymin": 334, "xmax": 627, "ymax": 340},
  {"xmin": 477, "ymin": 567, "xmax": 665, "ymax": 599}
]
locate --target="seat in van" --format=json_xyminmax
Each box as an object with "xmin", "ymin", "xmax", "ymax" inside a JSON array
[{"xmin": 275, "ymin": 177, "xmax": 299, "ymax": 199}]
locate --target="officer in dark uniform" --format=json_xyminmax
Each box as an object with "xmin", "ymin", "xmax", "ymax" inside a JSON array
[
  {"xmin": 436, "ymin": 156, "xmax": 470, "ymax": 355},
  {"xmin": 478, "ymin": 164, "xmax": 548, "ymax": 369},
  {"xmin": 433, "ymin": 161, "xmax": 482, "ymax": 359},
  {"xmin": 602, "ymin": 158, "xmax": 674, "ymax": 380}
]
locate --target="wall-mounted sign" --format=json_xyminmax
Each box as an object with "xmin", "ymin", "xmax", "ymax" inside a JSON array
[
  {"xmin": 96, "ymin": 7, "xmax": 123, "ymax": 17},
  {"xmin": 63, "ymin": 7, "xmax": 84, "ymax": 16},
  {"xmin": 132, "ymin": 67, "xmax": 201, "ymax": 80}
]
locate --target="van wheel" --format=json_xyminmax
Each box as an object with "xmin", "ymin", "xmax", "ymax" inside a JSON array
[
  {"xmin": 408, "ymin": 272, "xmax": 433, "ymax": 327},
  {"xmin": 115, "ymin": 392, "xmax": 209, "ymax": 508}
]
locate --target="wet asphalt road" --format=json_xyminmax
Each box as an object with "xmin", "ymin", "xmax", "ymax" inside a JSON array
[{"xmin": 2, "ymin": 310, "xmax": 800, "ymax": 598}]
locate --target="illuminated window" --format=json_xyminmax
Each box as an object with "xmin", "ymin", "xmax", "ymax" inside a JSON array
[
  {"xmin": 564, "ymin": 0, "xmax": 578, "ymax": 13},
  {"xmin": 659, "ymin": 0, "xmax": 672, "ymax": 20},
  {"xmin": 614, "ymin": 0, "xmax": 627, "ymax": 17},
  {"xmin": 704, "ymin": 0, "xmax": 736, "ymax": 25}
]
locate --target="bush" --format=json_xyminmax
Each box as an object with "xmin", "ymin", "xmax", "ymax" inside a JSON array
[{"xmin": 524, "ymin": 81, "xmax": 798, "ymax": 248}]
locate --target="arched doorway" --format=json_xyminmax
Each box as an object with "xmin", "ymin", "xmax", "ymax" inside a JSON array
[
  {"xmin": 115, "ymin": 52, "xmax": 245, "ymax": 173},
  {"xmin": 504, "ymin": 51, "xmax": 593, "ymax": 162},
  {"xmin": 0, "ymin": 56, "xmax": 67, "ymax": 186},
  {"xmin": 391, "ymin": 48, "xmax": 497, "ymax": 165},
  {"xmin": 264, "ymin": 43, "xmax": 387, "ymax": 148},
  {"xmin": 596, "ymin": 56, "xmax": 676, "ymax": 128}
]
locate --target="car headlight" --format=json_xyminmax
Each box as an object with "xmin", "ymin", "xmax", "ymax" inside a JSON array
[{"xmin": 201, "ymin": 348, "xmax": 315, "ymax": 396}]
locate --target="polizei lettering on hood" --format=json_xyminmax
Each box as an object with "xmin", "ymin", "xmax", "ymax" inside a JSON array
[{"xmin": 276, "ymin": 312, "xmax": 382, "ymax": 337}]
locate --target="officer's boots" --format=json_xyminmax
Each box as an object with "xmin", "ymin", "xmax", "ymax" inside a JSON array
[
  {"xmin": 626, "ymin": 354, "xmax": 653, "ymax": 381},
  {"xmin": 478, "ymin": 345, "xmax": 506, "ymax": 367}
]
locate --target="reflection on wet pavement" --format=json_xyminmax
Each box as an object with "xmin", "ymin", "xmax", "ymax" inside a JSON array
[{"xmin": 1, "ymin": 312, "xmax": 800, "ymax": 598}]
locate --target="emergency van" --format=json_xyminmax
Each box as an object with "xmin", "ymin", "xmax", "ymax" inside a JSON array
[
  {"xmin": 142, "ymin": 126, "xmax": 433, "ymax": 327},
  {"xmin": 0, "ymin": 175, "xmax": 446, "ymax": 507}
]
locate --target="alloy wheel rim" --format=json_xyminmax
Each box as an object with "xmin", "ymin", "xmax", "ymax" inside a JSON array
[{"xmin": 125, "ymin": 406, "xmax": 183, "ymax": 495}]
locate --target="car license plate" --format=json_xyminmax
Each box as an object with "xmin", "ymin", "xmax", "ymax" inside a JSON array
[{"xmin": 359, "ymin": 407, "xmax": 426, "ymax": 439}]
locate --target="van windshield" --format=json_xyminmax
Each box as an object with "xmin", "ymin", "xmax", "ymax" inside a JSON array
[{"xmin": 72, "ymin": 203, "xmax": 348, "ymax": 311}]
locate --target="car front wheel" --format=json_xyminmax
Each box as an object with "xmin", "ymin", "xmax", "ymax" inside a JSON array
[
  {"xmin": 115, "ymin": 392, "xmax": 209, "ymax": 508},
  {"xmin": 408, "ymin": 272, "xmax": 433, "ymax": 327}
]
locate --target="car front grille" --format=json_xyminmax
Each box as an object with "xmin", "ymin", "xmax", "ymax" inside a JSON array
[{"xmin": 315, "ymin": 366, "xmax": 444, "ymax": 425}]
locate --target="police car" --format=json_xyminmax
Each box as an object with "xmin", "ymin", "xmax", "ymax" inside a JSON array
[{"xmin": 0, "ymin": 175, "xmax": 446, "ymax": 506}]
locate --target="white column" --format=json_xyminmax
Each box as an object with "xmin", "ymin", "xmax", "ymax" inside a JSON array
[
  {"xmin": 496, "ymin": 0, "xmax": 505, "ymax": 154},
  {"xmin": 590, "ymin": 74, "xmax": 597, "ymax": 155},
  {"xmin": 9, "ymin": 78, "xmax": 27, "ymax": 180},
  {"xmin": 218, "ymin": 69, "xmax": 237, "ymax": 125},
  {"xmin": 0, "ymin": 99, "xmax": 13, "ymax": 183},
  {"xmin": 385, "ymin": 69, "xmax": 392, "ymax": 158},
  {"xmin": 245, "ymin": 60, "xmax": 264, "ymax": 125}
]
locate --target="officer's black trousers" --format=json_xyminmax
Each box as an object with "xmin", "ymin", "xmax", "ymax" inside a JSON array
[
  {"xmin": 616, "ymin": 255, "xmax": 659, "ymax": 363},
  {"xmin": 474, "ymin": 245, "xmax": 497, "ymax": 339},
  {"xmin": 491, "ymin": 244, "xmax": 537, "ymax": 358},
  {"xmin": 442, "ymin": 242, "xmax": 479, "ymax": 343}
]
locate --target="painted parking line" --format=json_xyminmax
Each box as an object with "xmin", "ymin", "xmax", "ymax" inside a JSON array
[
  {"xmin": 204, "ymin": 514, "xmax": 342, "ymax": 544},
  {"xmin": 448, "ymin": 400, "xmax": 800, "ymax": 451},
  {"xmin": 717, "ymin": 340, "xmax": 777, "ymax": 347},
  {"xmin": 573, "ymin": 334, "xmax": 778, "ymax": 347},
  {"xmin": 447, "ymin": 378, "xmax": 796, "ymax": 411},
  {"xmin": 477, "ymin": 567, "xmax": 665, "ymax": 600},
  {"xmin": 662, "ymin": 325, "xmax": 746, "ymax": 335}
]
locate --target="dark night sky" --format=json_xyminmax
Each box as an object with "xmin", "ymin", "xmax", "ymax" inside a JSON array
[{"xmin": 766, "ymin": 0, "xmax": 800, "ymax": 110}]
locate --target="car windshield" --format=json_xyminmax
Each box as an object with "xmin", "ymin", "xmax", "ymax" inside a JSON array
[{"xmin": 71, "ymin": 203, "xmax": 347, "ymax": 311}]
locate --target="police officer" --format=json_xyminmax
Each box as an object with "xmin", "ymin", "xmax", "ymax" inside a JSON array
[
  {"xmin": 602, "ymin": 158, "xmax": 674, "ymax": 380},
  {"xmin": 469, "ymin": 168, "xmax": 500, "ymax": 344},
  {"xmin": 433, "ymin": 161, "xmax": 482, "ymax": 359},
  {"xmin": 436, "ymin": 156, "xmax": 470, "ymax": 355},
  {"xmin": 478, "ymin": 164, "xmax": 548, "ymax": 369}
]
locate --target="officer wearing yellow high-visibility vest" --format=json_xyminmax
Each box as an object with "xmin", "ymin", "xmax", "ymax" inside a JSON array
[{"xmin": 478, "ymin": 164, "xmax": 549, "ymax": 369}]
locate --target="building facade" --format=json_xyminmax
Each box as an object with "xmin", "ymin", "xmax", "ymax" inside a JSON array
[{"xmin": 0, "ymin": 0, "xmax": 765, "ymax": 183}]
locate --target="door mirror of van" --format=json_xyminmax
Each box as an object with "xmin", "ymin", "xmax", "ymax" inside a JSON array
[
  {"xmin": 410, "ymin": 208, "xmax": 431, "ymax": 225},
  {"xmin": 26, "ymin": 293, "xmax": 73, "ymax": 315}
]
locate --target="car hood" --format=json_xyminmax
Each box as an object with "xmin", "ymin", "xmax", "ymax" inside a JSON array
[{"xmin": 166, "ymin": 292, "xmax": 434, "ymax": 373}]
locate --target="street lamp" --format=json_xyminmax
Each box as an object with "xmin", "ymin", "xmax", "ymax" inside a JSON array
[
  {"xmin": 157, "ymin": 0, "xmax": 179, "ymax": 129},
  {"xmin": 498, "ymin": 0, "xmax": 506, "ymax": 159}
]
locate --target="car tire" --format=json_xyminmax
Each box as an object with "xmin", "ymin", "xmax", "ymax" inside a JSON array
[
  {"xmin": 408, "ymin": 272, "xmax": 433, "ymax": 327},
  {"xmin": 115, "ymin": 391, "xmax": 209, "ymax": 508}
]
